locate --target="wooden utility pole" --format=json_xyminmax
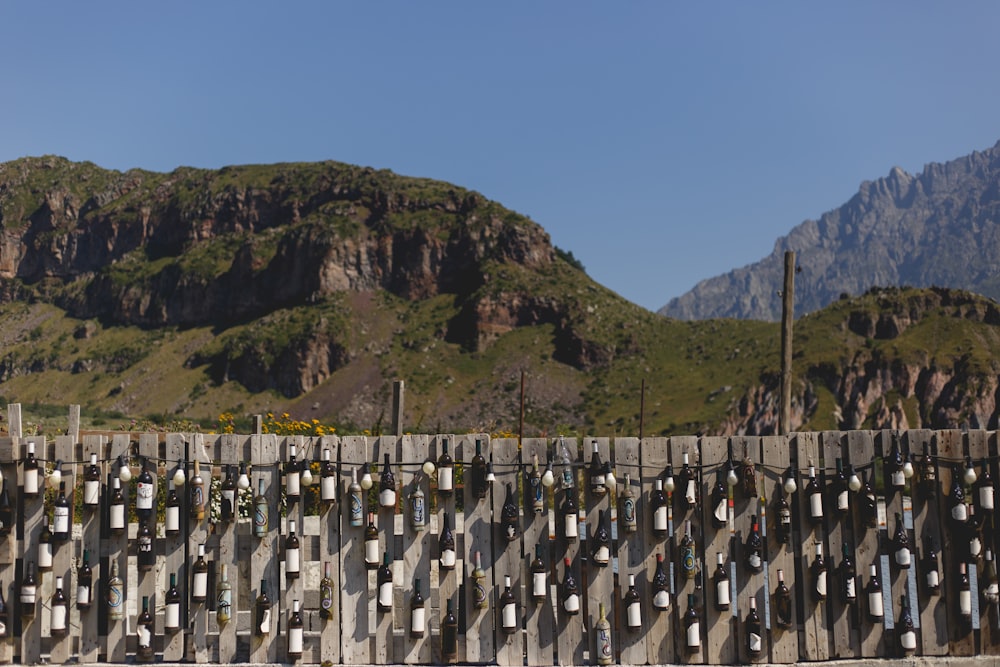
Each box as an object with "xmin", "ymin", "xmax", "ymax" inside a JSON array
[
  {"xmin": 779, "ymin": 251, "xmax": 795, "ymax": 435},
  {"xmin": 391, "ymin": 380, "xmax": 405, "ymax": 437}
]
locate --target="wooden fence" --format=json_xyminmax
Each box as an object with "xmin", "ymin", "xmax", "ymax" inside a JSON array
[{"xmin": 0, "ymin": 421, "xmax": 997, "ymax": 664}]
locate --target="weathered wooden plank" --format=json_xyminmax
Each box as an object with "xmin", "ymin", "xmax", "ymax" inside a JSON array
[
  {"xmin": 184, "ymin": 432, "xmax": 212, "ymax": 663},
  {"xmin": 553, "ymin": 436, "xmax": 584, "ymax": 666},
  {"xmin": 937, "ymin": 429, "xmax": 974, "ymax": 655},
  {"xmin": 699, "ymin": 436, "xmax": 734, "ymax": 666},
  {"xmin": 49, "ymin": 435, "xmax": 75, "ymax": 665},
  {"xmin": 402, "ymin": 434, "xmax": 432, "ymax": 664},
  {"xmin": 160, "ymin": 434, "xmax": 186, "ymax": 662},
  {"xmin": 0, "ymin": 437, "xmax": 15, "ymax": 665},
  {"xmin": 878, "ymin": 429, "xmax": 914, "ymax": 658},
  {"xmin": 670, "ymin": 434, "xmax": 703, "ymax": 664},
  {"xmin": 982, "ymin": 431, "xmax": 1000, "ymax": 653},
  {"xmin": 281, "ymin": 436, "xmax": 305, "ymax": 665},
  {"xmin": 249, "ymin": 433, "xmax": 280, "ymax": 663},
  {"xmin": 19, "ymin": 435, "xmax": 43, "ymax": 665},
  {"xmin": 214, "ymin": 434, "xmax": 241, "ymax": 663},
  {"xmin": 338, "ymin": 435, "xmax": 371, "ymax": 665},
  {"xmin": 105, "ymin": 434, "xmax": 130, "ymax": 663},
  {"xmin": 732, "ymin": 435, "xmax": 768, "ymax": 664},
  {"xmin": 491, "ymin": 437, "xmax": 523, "ymax": 666},
  {"xmin": 763, "ymin": 434, "xmax": 798, "ymax": 663},
  {"xmin": 78, "ymin": 435, "xmax": 104, "ymax": 663},
  {"xmin": 460, "ymin": 433, "xmax": 495, "ymax": 665},
  {"xmin": 522, "ymin": 438, "xmax": 554, "ymax": 666},
  {"xmin": 848, "ymin": 430, "xmax": 886, "ymax": 658},
  {"xmin": 583, "ymin": 437, "xmax": 613, "ymax": 666},
  {"xmin": 373, "ymin": 435, "xmax": 400, "ymax": 662},
  {"xmin": 795, "ymin": 431, "xmax": 829, "ymax": 661},
  {"xmin": 642, "ymin": 437, "xmax": 673, "ymax": 666},
  {"xmin": 821, "ymin": 430, "xmax": 859, "ymax": 659},
  {"xmin": 614, "ymin": 437, "xmax": 646, "ymax": 665},
  {"xmin": 317, "ymin": 434, "xmax": 342, "ymax": 667}
]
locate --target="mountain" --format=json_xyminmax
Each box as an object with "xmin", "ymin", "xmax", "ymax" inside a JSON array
[
  {"xmin": 660, "ymin": 141, "xmax": 1000, "ymax": 321},
  {"xmin": 3, "ymin": 156, "xmax": 1000, "ymax": 436}
]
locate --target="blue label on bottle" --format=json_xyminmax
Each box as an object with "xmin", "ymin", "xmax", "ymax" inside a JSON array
[{"xmin": 108, "ymin": 584, "xmax": 122, "ymax": 609}]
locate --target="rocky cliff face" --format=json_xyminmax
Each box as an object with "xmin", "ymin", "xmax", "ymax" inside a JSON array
[{"xmin": 661, "ymin": 141, "xmax": 1000, "ymax": 321}]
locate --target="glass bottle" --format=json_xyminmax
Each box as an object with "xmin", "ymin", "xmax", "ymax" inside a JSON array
[
  {"xmin": 744, "ymin": 515, "xmax": 763, "ymax": 573},
  {"xmin": 84, "ymin": 453, "xmax": 101, "ymax": 508},
  {"xmin": 500, "ymin": 575, "xmax": 517, "ymax": 635},
  {"xmin": 409, "ymin": 482, "xmax": 426, "ymax": 531},
  {"xmin": 624, "ymin": 574, "xmax": 642, "ymax": 631},
  {"xmin": 190, "ymin": 459, "xmax": 205, "ymax": 520},
  {"xmin": 951, "ymin": 464, "xmax": 968, "ymax": 524},
  {"xmin": 775, "ymin": 493, "xmax": 792, "ymax": 544},
  {"xmin": 137, "ymin": 595, "xmax": 154, "ymax": 662},
  {"xmin": 254, "ymin": 477, "xmax": 268, "ymax": 538},
  {"xmin": 109, "ymin": 477, "xmax": 125, "ymax": 533},
  {"xmin": 746, "ymin": 596, "xmax": 762, "ymax": 659},
  {"xmin": 349, "ymin": 467, "xmax": 364, "ymax": 527},
  {"xmin": 684, "ymin": 593, "xmax": 701, "ymax": 652},
  {"xmin": 899, "ymin": 594, "xmax": 916, "ymax": 653},
  {"xmin": 410, "ymin": 578, "xmax": 426, "ymax": 638},
  {"xmin": 893, "ymin": 512, "xmax": 910, "ymax": 569},
  {"xmin": 529, "ymin": 453, "xmax": 544, "ymax": 513},
  {"xmin": 20, "ymin": 561, "xmax": 36, "ymax": 619},
  {"xmin": 77, "ymin": 549, "xmax": 93, "ymax": 610},
  {"xmin": 501, "ymin": 482, "xmax": 520, "ymax": 542},
  {"xmin": 320, "ymin": 561, "xmax": 334, "ymax": 620},
  {"xmin": 806, "ymin": 466, "xmax": 823, "ymax": 525},
  {"xmin": 918, "ymin": 442, "xmax": 937, "ymax": 500},
  {"xmin": 54, "ymin": 481, "xmax": 70, "ymax": 541},
  {"xmin": 255, "ymin": 580, "xmax": 271, "ymax": 636},
  {"xmin": 136, "ymin": 458, "xmax": 154, "ymax": 520},
  {"xmin": 193, "ymin": 543, "xmax": 209, "ymax": 602},
  {"xmin": 711, "ymin": 470, "xmax": 728, "ymax": 528},
  {"xmin": 38, "ymin": 515, "xmax": 53, "ymax": 570},
  {"xmin": 562, "ymin": 484, "xmax": 579, "ymax": 540},
  {"xmin": 773, "ymin": 569, "xmax": 792, "ymax": 629},
  {"xmin": 833, "ymin": 458, "xmax": 849, "ymax": 514},
  {"xmin": 0, "ymin": 480, "xmax": 12, "ymax": 538},
  {"xmin": 440, "ymin": 513, "xmax": 456, "ymax": 571},
  {"xmin": 321, "ymin": 448, "xmax": 337, "ymax": 506},
  {"xmin": 221, "ymin": 464, "xmax": 237, "ymax": 521},
  {"xmin": 652, "ymin": 553, "xmax": 670, "ymax": 611},
  {"xmin": 378, "ymin": 552, "xmax": 393, "ymax": 612},
  {"xmin": 285, "ymin": 443, "xmax": 301, "ymax": 504},
  {"xmin": 680, "ymin": 519, "xmax": 697, "ymax": 580},
  {"xmin": 866, "ymin": 564, "xmax": 884, "ymax": 623},
  {"xmin": 959, "ymin": 562, "xmax": 972, "ymax": 621},
  {"xmin": 562, "ymin": 557, "xmax": 580, "ymax": 615},
  {"xmin": 285, "ymin": 520, "xmax": 301, "ymax": 580},
  {"xmin": 471, "ymin": 439, "xmax": 489, "ymax": 500},
  {"xmin": 530, "ymin": 543, "xmax": 547, "ymax": 603},
  {"xmin": 23, "ymin": 441, "xmax": 39, "ymax": 497},
  {"xmin": 591, "ymin": 510, "xmax": 611, "ymax": 567},
  {"xmin": 680, "ymin": 452, "xmax": 697, "ymax": 509},
  {"xmin": 860, "ymin": 471, "xmax": 877, "ymax": 529},
  {"xmin": 984, "ymin": 549, "xmax": 1000, "ymax": 608},
  {"xmin": 470, "ymin": 550, "xmax": 488, "ymax": 610},
  {"xmin": 841, "ymin": 542, "xmax": 857, "ymax": 605},
  {"xmin": 978, "ymin": 459, "xmax": 995, "ymax": 512},
  {"xmin": 137, "ymin": 520, "xmax": 154, "ymax": 572},
  {"xmin": 442, "ymin": 599, "xmax": 458, "ymax": 662},
  {"xmin": 589, "ymin": 441, "xmax": 606, "ymax": 497},
  {"xmin": 621, "ymin": 473, "xmax": 637, "ymax": 533},
  {"xmin": 969, "ymin": 504, "xmax": 984, "ymax": 559},
  {"xmin": 288, "ymin": 600, "xmax": 304, "ymax": 660},
  {"xmin": 379, "ymin": 453, "xmax": 396, "ymax": 509},
  {"xmin": 596, "ymin": 602, "xmax": 613, "ymax": 664},
  {"xmin": 165, "ymin": 572, "xmax": 181, "ymax": 631},
  {"xmin": 107, "ymin": 560, "xmax": 124, "ymax": 621},
  {"xmin": 51, "ymin": 576, "xmax": 67, "ymax": 637},
  {"xmin": 714, "ymin": 551, "xmax": 731, "ymax": 611},
  {"xmin": 217, "ymin": 564, "xmax": 232, "ymax": 625},
  {"xmin": 165, "ymin": 479, "xmax": 180, "ymax": 535},
  {"xmin": 365, "ymin": 512, "xmax": 380, "ymax": 569},
  {"xmin": 888, "ymin": 437, "xmax": 906, "ymax": 489},
  {"xmin": 651, "ymin": 478, "xmax": 668, "ymax": 538},
  {"xmin": 812, "ymin": 543, "xmax": 827, "ymax": 601},
  {"xmin": 438, "ymin": 438, "xmax": 454, "ymax": 496}
]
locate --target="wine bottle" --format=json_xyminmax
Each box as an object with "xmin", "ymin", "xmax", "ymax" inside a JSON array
[
  {"xmin": 165, "ymin": 479, "xmax": 180, "ymax": 535},
  {"xmin": 984, "ymin": 549, "xmax": 1000, "ymax": 607},
  {"xmin": 409, "ymin": 481, "xmax": 426, "ymax": 531},
  {"xmin": 775, "ymin": 492, "xmax": 792, "ymax": 544},
  {"xmin": 918, "ymin": 442, "xmax": 937, "ymax": 500},
  {"xmin": 959, "ymin": 561, "xmax": 972, "ymax": 620},
  {"xmin": 746, "ymin": 596, "xmax": 762, "ymax": 659},
  {"xmin": 136, "ymin": 458, "xmax": 154, "ymax": 520},
  {"xmin": 471, "ymin": 550, "xmax": 488, "ymax": 610},
  {"xmin": 624, "ymin": 574, "xmax": 642, "ymax": 631},
  {"xmin": 744, "ymin": 515, "xmax": 763, "ymax": 573},
  {"xmin": 500, "ymin": 575, "xmax": 518, "ymax": 635},
  {"xmin": 379, "ymin": 453, "xmax": 396, "ymax": 509},
  {"xmin": 440, "ymin": 513, "xmax": 457, "ymax": 571},
  {"xmin": 589, "ymin": 441, "xmax": 606, "ymax": 497},
  {"xmin": 217, "ymin": 564, "xmax": 232, "ymax": 625},
  {"xmin": 680, "ymin": 519, "xmax": 697, "ymax": 580},
  {"xmin": 591, "ymin": 509, "xmax": 611, "ymax": 567},
  {"xmin": 866, "ymin": 564, "xmax": 884, "ymax": 622},
  {"xmin": 742, "ymin": 455, "xmax": 758, "ymax": 499},
  {"xmin": 38, "ymin": 515, "xmax": 53, "ymax": 570},
  {"xmin": 773, "ymin": 569, "xmax": 792, "ymax": 628},
  {"xmin": 0, "ymin": 481, "xmax": 12, "ymax": 538},
  {"xmin": 714, "ymin": 552, "xmax": 731, "ymax": 611},
  {"xmin": 165, "ymin": 572, "xmax": 181, "ymax": 631},
  {"xmin": 888, "ymin": 437, "xmax": 906, "ymax": 489},
  {"xmin": 680, "ymin": 452, "xmax": 697, "ymax": 509},
  {"xmin": 653, "ymin": 553, "xmax": 670, "ymax": 611},
  {"xmin": 651, "ymin": 477, "xmax": 668, "ymax": 538},
  {"xmin": 530, "ymin": 543, "xmax": 547, "ymax": 603},
  {"xmin": 51, "ymin": 576, "xmax": 67, "ymax": 637},
  {"xmin": 23, "ymin": 441, "xmax": 38, "ymax": 497},
  {"xmin": 221, "ymin": 464, "xmax": 236, "ymax": 521},
  {"xmin": 319, "ymin": 561, "xmax": 334, "ymax": 619},
  {"xmin": 892, "ymin": 512, "xmax": 910, "ymax": 569},
  {"xmin": 562, "ymin": 557, "xmax": 580, "ymax": 615},
  {"xmin": 951, "ymin": 464, "xmax": 968, "ymax": 524},
  {"xmin": 596, "ymin": 602, "xmax": 613, "ymax": 664},
  {"xmin": 978, "ymin": 458, "xmax": 995, "ymax": 512},
  {"xmin": 54, "ymin": 481, "xmax": 70, "ymax": 541},
  {"xmin": 190, "ymin": 459, "xmax": 205, "ymax": 520},
  {"xmin": 288, "ymin": 600, "xmax": 304, "ymax": 661},
  {"xmin": 137, "ymin": 520, "xmax": 154, "ymax": 572},
  {"xmin": 193, "ymin": 543, "xmax": 209, "ymax": 602},
  {"xmin": 410, "ymin": 578, "xmax": 426, "ymax": 638},
  {"xmin": 378, "ymin": 552, "xmax": 393, "ymax": 612},
  {"xmin": 254, "ymin": 477, "xmax": 268, "ymax": 538},
  {"xmin": 285, "ymin": 520, "xmax": 301, "ymax": 580},
  {"xmin": 501, "ymin": 482, "xmax": 520, "ymax": 542},
  {"xmin": 255, "ymin": 580, "xmax": 271, "ymax": 636},
  {"xmin": 841, "ymin": 542, "xmax": 857, "ymax": 605},
  {"xmin": 442, "ymin": 599, "xmax": 458, "ymax": 662},
  {"xmin": 365, "ymin": 512, "xmax": 380, "ymax": 569},
  {"xmin": 833, "ymin": 458, "xmax": 850, "ymax": 514},
  {"xmin": 20, "ymin": 561, "xmax": 36, "ymax": 619},
  {"xmin": 860, "ymin": 471, "xmax": 877, "ymax": 529},
  {"xmin": 562, "ymin": 484, "xmax": 579, "ymax": 540},
  {"xmin": 969, "ymin": 503, "xmax": 983, "ymax": 559},
  {"xmin": 137, "ymin": 595, "xmax": 154, "ymax": 662},
  {"xmin": 109, "ymin": 477, "xmax": 125, "ymax": 534},
  {"xmin": 107, "ymin": 560, "xmax": 124, "ymax": 622},
  {"xmin": 321, "ymin": 448, "xmax": 337, "ymax": 506},
  {"xmin": 348, "ymin": 467, "xmax": 364, "ymax": 527},
  {"xmin": 806, "ymin": 466, "xmax": 823, "ymax": 524},
  {"xmin": 684, "ymin": 593, "xmax": 701, "ymax": 652},
  {"xmin": 83, "ymin": 453, "xmax": 101, "ymax": 508},
  {"xmin": 812, "ymin": 543, "xmax": 827, "ymax": 601},
  {"xmin": 438, "ymin": 438, "xmax": 454, "ymax": 496},
  {"xmin": 899, "ymin": 594, "xmax": 916, "ymax": 653},
  {"xmin": 77, "ymin": 549, "xmax": 93, "ymax": 610},
  {"xmin": 621, "ymin": 473, "xmax": 637, "ymax": 533},
  {"xmin": 285, "ymin": 443, "xmax": 301, "ymax": 504},
  {"xmin": 711, "ymin": 470, "xmax": 728, "ymax": 528},
  {"xmin": 471, "ymin": 439, "xmax": 489, "ymax": 500}
]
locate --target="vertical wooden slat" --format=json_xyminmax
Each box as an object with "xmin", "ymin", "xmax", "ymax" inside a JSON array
[
  {"xmin": 461, "ymin": 434, "xmax": 495, "ymax": 665},
  {"xmin": 135, "ymin": 434, "xmax": 159, "ymax": 661},
  {"xmin": 373, "ymin": 435, "xmax": 399, "ymax": 662},
  {"xmin": 615, "ymin": 437, "xmax": 646, "ymax": 665},
  {"xmin": 317, "ymin": 434, "xmax": 342, "ymax": 667},
  {"xmin": 847, "ymin": 430, "xmax": 885, "ymax": 658},
  {"xmin": 643, "ymin": 437, "xmax": 673, "ymax": 666},
  {"xmin": 583, "ymin": 437, "xmax": 613, "ymax": 667},
  {"xmin": 160, "ymin": 434, "xmax": 186, "ymax": 662},
  {"xmin": 982, "ymin": 431, "xmax": 1000, "ymax": 653},
  {"xmin": 763, "ymin": 434, "xmax": 798, "ymax": 663},
  {"xmin": 522, "ymin": 438, "xmax": 553, "ymax": 666},
  {"xmin": 938, "ymin": 429, "xmax": 976, "ymax": 655},
  {"xmin": 78, "ymin": 435, "xmax": 104, "ymax": 663},
  {"xmin": 104, "ymin": 434, "xmax": 130, "ymax": 663},
  {"xmin": 339, "ymin": 435, "xmax": 371, "ymax": 665},
  {"xmin": 214, "ymin": 434, "xmax": 241, "ymax": 662},
  {"xmin": 49, "ymin": 435, "xmax": 74, "ymax": 665},
  {"xmin": 967, "ymin": 430, "xmax": 989, "ymax": 649},
  {"xmin": 795, "ymin": 431, "xmax": 828, "ymax": 661},
  {"xmin": 0, "ymin": 437, "xmax": 15, "ymax": 664},
  {"xmin": 491, "ymin": 437, "xmax": 522, "ymax": 666},
  {"xmin": 402, "ymin": 435, "xmax": 432, "ymax": 664},
  {"xmin": 670, "ymin": 434, "xmax": 703, "ymax": 664},
  {"xmin": 281, "ymin": 435, "xmax": 305, "ymax": 665},
  {"xmin": 699, "ymin": 436, "xmax": 734, "ymax": 666},
  {"xmin": 249, "ymin": 433, "xmax": 280, "ymax": 663},
  {"xmin": 732, "ymin": 435, "xmax": 768, "ymax": 664},
  {"xmin": 19, "ymin": 434, "xmax": 43, "ymax": 665},
  {"xmin": 821, "ymin": 430, "xmax": 859, "ymax": 659}
]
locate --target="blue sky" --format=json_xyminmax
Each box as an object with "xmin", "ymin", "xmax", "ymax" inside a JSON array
[{"xmin": 3, "ymin": 3, "xmax": 999, "ymax": 312}]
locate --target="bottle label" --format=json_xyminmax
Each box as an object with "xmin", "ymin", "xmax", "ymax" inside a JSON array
[
  {"xmin": 287, "ymin": 548, "xmax": 301, "ymax": 573},
  {"xmin": 110, "ymin": 504, "xmax": 125, "ymax": 530},
  {"xmin": 837, "ymin": 490, "xmax": 849, "ymax": 511},
  {"xmin": 412, "ymin": 606, "xmax": 426, "ymax": 634},
  {"xmin": 594, "ymin": 545, "xmax": 610, "ymax": 565},
  {"xmin": 474, "ymin": 582, "xmax": 488, "ymax": 609},
  {"xmin": 868, "ymin": 591, "xmax": 883, "ymax": 618},
  {"xmin": 380, "ymin": 489, "xmax": 396, "ymax": 508},
  {"xmin": 286, "ymin": 472, "xmax": 300, "ymax": 497},
  {"xmin": 816, "ymin": 571, "xmax": 827, "ymax": 597},
  {"xmin": 321, "ymin": 585, "xmax": 334, "ymax": 610},
  {"xmin": 654, "ymin": 507, "xmax": 667, "ymax": 532},
  {"xmin": 137, "ymin": 481, "xmax": 154, "ymax": 510},
  {"xmin": 194, "ymin": 572, "xmax": 208, "ymax": 598},
  {"xmin": 564, "ymin": 593, "xmax": 580, "ymax": 613},
  {"xmin": 54, "ymin": 506, "xmax": 69, "ymax": 535},
  {"xmin": 749, "ymin": 631, "xmax": 762, "ymax": 653},
  {"xmin": 192, "ymin": 485, "xmax": 204, "ymax": 511},
  {"xmin": 687, "ymin": 621, "xmax": 700, "ymax": 648},
  {"xmin": 411, "ymin": 495, "xmax": 425, "ymax": 527},
  {"xmin": 218, "ymin": 590, "xmax": 232, "ymax": 622},
  {"xmin": 901, "ymin": 630, "xmax": 916, "ymax": 650},
  {"xmin": 52, "ymin": 605, "xmax": 67, "ymax": 631},
  {"xmin": 717, "ymin": 580, "xmax": 731, "ymax": 607},
  {"xmin": 24, "ymin": 469, "xmax": 38, "ymax": 495},
  {"xmin": 21, "ymin": 585, "xmax": 36, "ymax": 604},
  {"xmin": 502, "ymin": 602, "xmax": 516, "ymax": 629},
  {"xmin": 222, "ymin": 490, "xmax": 236, "ymax": 519},
  {"xmin": 681, "ymin": 546, "xmax": 696, "ymax": 579},
  {"xmin": 623, "ymin": 497, "xmax": 636, "ymax": 528},
  {"xmin": 780, "ymin": 510, "xmax": 791, "ymax": 527},
  {"xmin": 972, "ymin": 537, "xmax": 983, "ymax": 557},
  {"xmin": 927, "ymin": 569, "xmax": 940, "ymax": 589},
  {"xmin": 891, "ymin": 470, "xmax": 905, "ymax": 487},
  {"xmin": 714, "ymin": 499, "xmax": 727, "ymax": 525},
  {"xmin": 961, "ymin": 590, "xmax": 972, "ymax": 616},
  {"xmin": 39, "ymin": 543, "xmax": 52, "ymax": 568},
  {"xmin": 322, "ymin": 476, "xmax": 337, "ymax": 502},
  {"xmin": 108, "ymin": 583, "xmax": 123, "ymax": 610},
  {"xmin": 139, "ymin": 536, "xmax": 152, "ymax": 554},
  {"xmin": 166, "ymin": 602, "xmax": 180, "ymax": 629},
  {"xmin": 748, "ymin": 552, "xmax": 761, "ymax": 570},
  {"xmin": 626, "ymin": 602, "xmax": 641, "ymax": 628},
  {"xmin": 259, "ymin": 608, "xmax": 271, "ymax": 634},
  {"xmin": 289, "ymin": 627, "xmax": 303, "ymax": 654},
  {"xmin": 846, "ymin": 577, "xmax": 856, "ymax": 600},
  {"xmin": 654, "ymin": 590, "xmax": 669, "ymax": 610},
  {"xmin": 166, "ymin": 506, "xmax": 179, "ymax": 532},
  {"xmin": 84, "ymin": 480, "xmax": 100, "ymax": 506},
  {"xmin": 438, "ymin": 467, "xmax": 453, "ymax": 492},
  {"xmin": 895, "ymin": 547, "xmax": 911, "ymax": 568},
  {"xmin": 598, "ymin": 627, "xmax": 612, "ymax": 661},
  {"xmin": 981, "ymin": 486, "xmax": 995, "ymax": 510},
  {"xmin": 809, "ymin": 492, "xmax": 823, "ymax": 519},
  {"xmin": 254, "ymin": 503, "xmax": 268, "ymax": 534},
  {"xmin": 77, "ymin": 584, "xmax": 90, "ymax": 606},
  {"xmin": 441, "ymin": 549, "xmax": 456, "ymax": 568},
  {"xmin": 350, "ymin": 492, "xmax": 364, "ymax": 526},
  {"xmin": 953, "ymin": 502, "xmax": 968, "ymax": 522},
  {"xmin": 379, "ymin": 582, "xmax": 393, "ymax": 608},
  {"xmin": 138, "ymin": 624, "xmax": 151, "ymax": 648},
  {"xmin": 565, "ymin": 514, "xmax": 578, "ymax": 539},
  {"xmin": 533, "ymin": 572, "xmax": 546, "ymax": 598},
  {"xmin": 685, "ymin": 480, "xmax": 697, "ymax": 506},
  {"xmin": 365, "ymin": 540, "xmax": 379, "ymax": 566}
]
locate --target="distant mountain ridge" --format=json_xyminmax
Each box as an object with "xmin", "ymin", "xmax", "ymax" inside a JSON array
[{"xmin": 660, "ymin": 141, "xmax": 1000, "ymax": 321}]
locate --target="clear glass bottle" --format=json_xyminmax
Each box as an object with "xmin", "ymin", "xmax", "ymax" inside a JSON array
[
  {"xmin": 409, "ymin": 482, "xmax": 426, "ymax": 531},
  {"xmin": 680, "ymin": 519, "xmax": 697, "ymax": 580},
  {"xmin": 190, "ymin": 459, "xmax": 205, "ymax": 520},
  {"xmin": 107, "ymin": 560, "xmax": 124, "ymax": 622},
  {"xmin": 596, "ymin": 602, "xmax": 613, "ymax": 664},
  {"xmin": 349, "ymin": 467, "xmax": 364, "ymax": 527},
  {"xmin": 217, "ymin": 564, "xmax": 232, "ymax": 625},
  {"xmin": 621, "ymin": 473, "xmax": 637, "ymax": 533},
  {"xmin": 254, "ymin": 477, "xmax": 268, "ymax": 538},
  {"xmin": 472, "ymin": 551, "xmax": 488, "ymax": 610},
  {"xmin": 320, "ymin": 561, "xmax": 334, "ymax": 619}
]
